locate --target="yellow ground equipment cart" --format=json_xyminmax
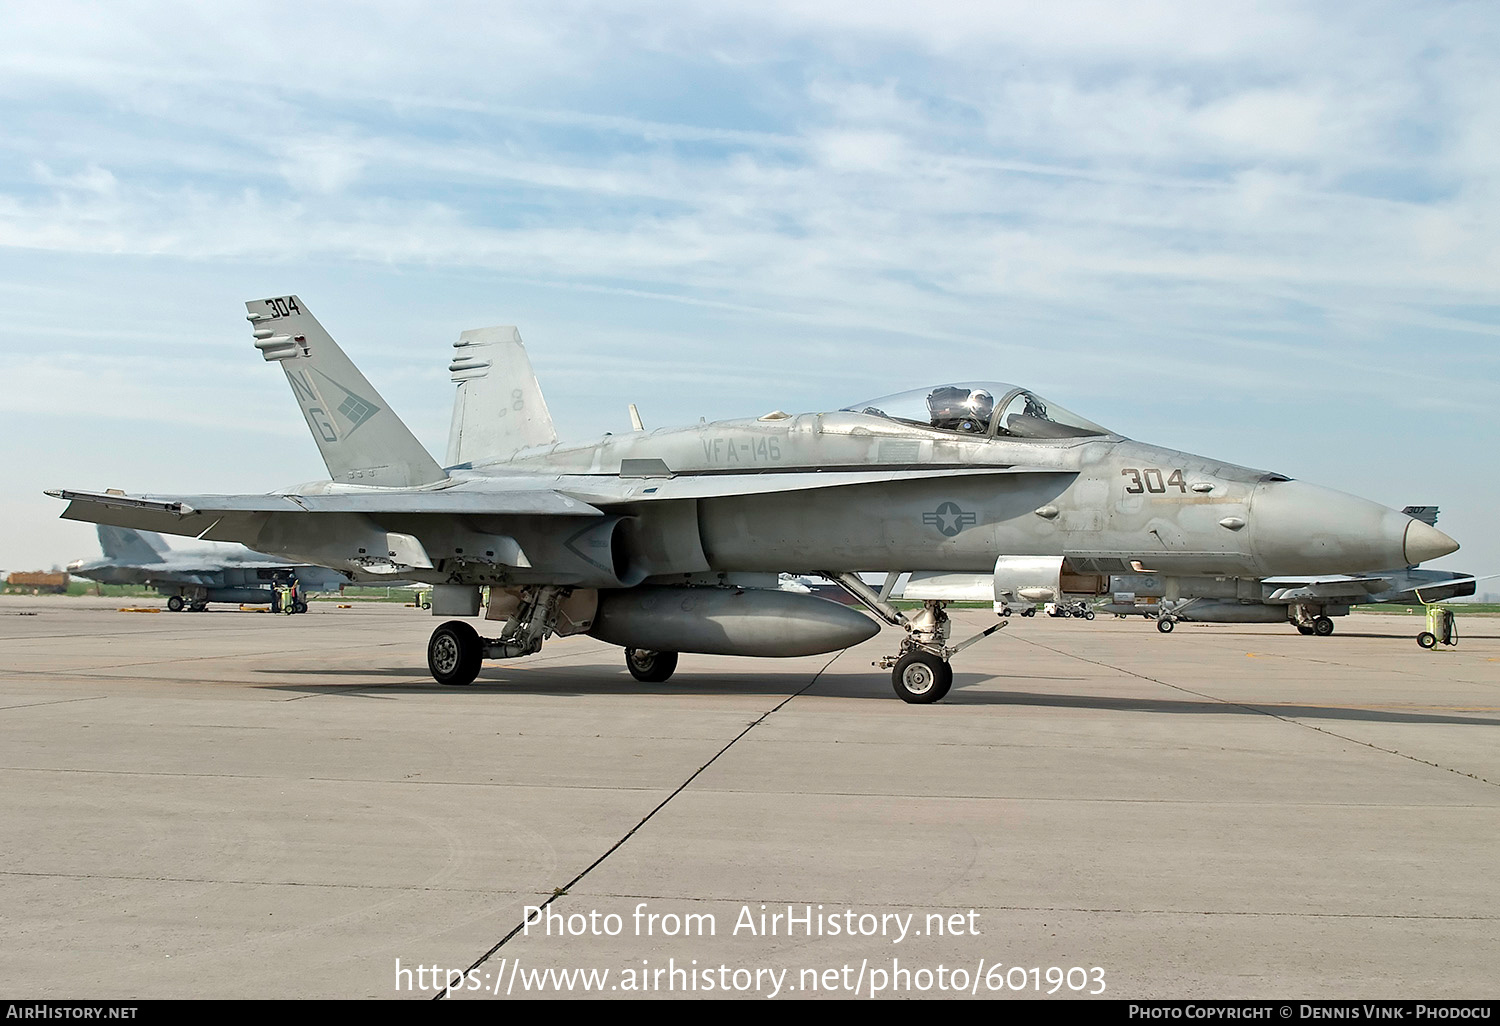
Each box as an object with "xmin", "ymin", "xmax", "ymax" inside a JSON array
[{"xmin": 1416, "ymin": 605, "xmax": 1457, "ymax": 649}]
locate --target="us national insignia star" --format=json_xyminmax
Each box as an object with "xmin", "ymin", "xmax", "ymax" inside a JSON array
[{"xmin": 922, "ymin": 501, "xmax": 978, "ymax": 537}]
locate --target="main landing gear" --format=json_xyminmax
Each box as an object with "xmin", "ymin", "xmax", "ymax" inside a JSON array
[
  {"xmin": 425, "ymin": 586, "xmax": 568, "ymax": 686},
  {"xmin": 428, "ymin": 620, "xmax": 483, "ymax": 686},
  {"xmin": 625, "ymin": 648, "xmax": 679, "ymax": 683},
  {"xmin": 820, "ymin": 571, "xmax": 1007, "ymax": 705},
  {"xmin": 1289, "ymin": 603, "xmax": 1335, "ymax": 636}
]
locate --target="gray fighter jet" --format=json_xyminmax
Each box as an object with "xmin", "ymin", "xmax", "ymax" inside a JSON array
[
  {"xmin": 1096, "ymin": 565, "xmax": 1482, "ymax": 634},
  {"xmin": 1083, "ymin": 508, "xmax": 1480, "ymax": 634},
  {"xmin": 48, "ymin": 296, "xmax": 1459, "ymax": 702},
  {"xmin": 66, "ymin": 523, "xmax": 345, "ymax": 612}
]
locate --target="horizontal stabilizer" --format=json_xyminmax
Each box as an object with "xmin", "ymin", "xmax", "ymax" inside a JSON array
[{"xmin": 247, "ymin": 296, "xmax": 447, "ymax": 488}]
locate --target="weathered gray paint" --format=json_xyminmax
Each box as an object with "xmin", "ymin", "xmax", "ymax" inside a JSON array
[{"xmin": 48, "ymin": 295, "xmax": 1462, "ymax": 660}]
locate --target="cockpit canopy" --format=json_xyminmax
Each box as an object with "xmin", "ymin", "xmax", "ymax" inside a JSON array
[{"xmin": 841, "ymin": 382, "xmax": 1111, "ymax": 439}]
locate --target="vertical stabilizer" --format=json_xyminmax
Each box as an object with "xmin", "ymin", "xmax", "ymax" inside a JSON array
[
  {"xmin": 97, "ymin": 525, "xmax": 166, "ymax": 564},
  {"xmin": 247, "ymin": 296, "xmax": 447, "ymax": 488},
  {"xmin": 445, "ymin": 326, "xmax": 558, "ymax": 466}
]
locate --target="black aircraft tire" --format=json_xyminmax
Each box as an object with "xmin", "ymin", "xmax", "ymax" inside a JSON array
[
  {"xmin": 930, "ymin": 661, "xmax": 954, "ymax": 702},
  {"xmin": 625, "ymin": 648, "xmax": 679, "ymax": 683},
  {"xmin": 892, "ymin": 651, "xmax": 949, "ymax": 704},
  {"xmin": 1157, "ymin": 617, "xmax": 1175, "ymax": 633},
  {"xmin": 1297, "ymin": 623, "xmax": 1314, "ymax": 635},
  {"xmin": 167, "ymin": 596, "xmax": 184, "ymax": 612},
  {"xmin": 1417, "ymin": 632, "xmax": 1437, "ymax": 649},
  {"xmin": 429, "ymin": 620, "xmax": 483, "ymax": 686},
  {"xmin": 1313, "ymin": 616, "xmax": 1335, "ymax": 637}
]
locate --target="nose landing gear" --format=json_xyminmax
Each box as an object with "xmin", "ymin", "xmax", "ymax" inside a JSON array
[{"xmin": 818, "ymin": 572, "xmax": 1007, "ymax": 704}]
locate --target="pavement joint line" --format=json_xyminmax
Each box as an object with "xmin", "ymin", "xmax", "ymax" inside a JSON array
[
  {"xmin": 0, "ymin": 765, "xmax": 674, "ymax": 790},
  {"xmin": 0, "ymin": 641, "xmax": 416, "ymax": 676},
  {"xmin": 0, "ymin": 869, "xmax": 515, "ymax": 892},
  {"xmin": 435, "ymin": 648, "xmax": 848, "ymax": 1000},
  {"xmin": 0, "ymin": 626, "xmax": 404, "ymax": 643},
  {"xmin": 3, "ymin": 672, "xmax": 436, "ymax": 692},
  {"xmin": 280, "ymin": 682, "xmax": 430, "ymax": 700},
  {"xmin": 2, "ymin": 766, "xmax": 1494, "ymax": 806},
  {"xmin": 0, "ymin": 695, "xmax": 109, "ymax": 712},
  {"xmin": 559, "ymin": 893, "xmax": 1500, "ymax": 920},
  {"xmin": 581, "ymin": 788, "xmax": 1500, "ymax": 807},
  {"xmin": 3, "ymin": 870, "xmax": 1495, "ymax": 921},
  {"xmin": 1015, "ymin": 637, "xmax": 1500, "ymax": 789}
]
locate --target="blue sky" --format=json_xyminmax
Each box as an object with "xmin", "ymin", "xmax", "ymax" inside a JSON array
[{"xmin": 1, "ymin": 1, "xmax": 1495, "ymax": 580}]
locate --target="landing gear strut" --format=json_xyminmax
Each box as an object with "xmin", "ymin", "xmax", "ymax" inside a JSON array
[{"xmin": 819, "ymin": 571, "xmax": 1006, "ymax": 704}]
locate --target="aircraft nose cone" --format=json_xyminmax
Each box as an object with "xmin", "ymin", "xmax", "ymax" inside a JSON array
[
  {"xmin": 1404, "ymin": 519, "xmax": 1459, "ymax": 565},
  {"xmin": 1250, "ymin": 480, "xmax": 1419, "ymax": 574}
]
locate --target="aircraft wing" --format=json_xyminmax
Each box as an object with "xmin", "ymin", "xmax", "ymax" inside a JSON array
[
  {"xmin": 50, "ymin": 465, "xmax": 1071, "ymax": 583},
  {"xmin": 1262, "ymin": 575, "xmax": 1395, "ymax": 603},
  {"xmin": 49, "ymin": 487, "xmax": 600, "ymax": 524},
  {"xmin": 47, "ymin": 487, "xmax": 606, "ymax": 576}
]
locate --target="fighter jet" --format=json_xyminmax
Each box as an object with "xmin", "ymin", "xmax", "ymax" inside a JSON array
[
  {"xmin": 1073, "ymin": 508, "xmax": 1480, "ymax": 634},
  {"xmin": 66, "ymin": 523, "xmax": 345, "ymax": 612},
  {"xmin": 1097, "ymin": 565, "xmax": 1483, "ymax": 634},
  {"xmin": 902, "ymin": 510, "xmax": 1481, "ymax": 634},
  {"xmin": 48, "ymin": 296, "xmax": 1459, "ymax": 702}
]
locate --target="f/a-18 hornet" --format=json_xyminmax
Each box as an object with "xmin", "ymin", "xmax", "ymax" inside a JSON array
[
  {"xmin": 49, "ymin": 296, "xmax": 1459, "ymax": 702},
  {"xmin": 67, "ymin": 523, "xmax": 345, "ymax": 612},
  {"xmin": 1094, "ymin": 506, "xmax": 1481, "ymax": 635}
]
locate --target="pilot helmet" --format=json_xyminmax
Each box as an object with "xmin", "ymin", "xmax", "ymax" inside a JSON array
[{"xmin": 966, "ymin": 389, "xmax": 995, "ymax": 420}]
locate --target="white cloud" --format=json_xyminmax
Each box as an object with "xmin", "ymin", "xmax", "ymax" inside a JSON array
[
  {"xmin": 277, "ymin": 138, "xmax": 366, "ymax": 195},
  {"xmin": 0, "ymin": 1, "xmax": 1496, "ymax": 572}
]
